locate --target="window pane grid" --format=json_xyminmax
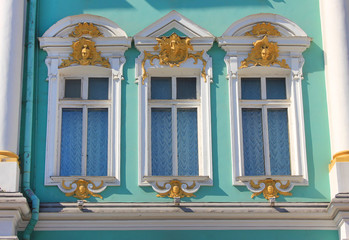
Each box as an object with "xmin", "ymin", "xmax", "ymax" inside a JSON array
[
  {"xmin": 240, "ymin": 76, "xmax": 290, "ymax": 176},
  {"xmin": 59, "ymin": 76, "xmax": 110, "ymax": 177},
  {"xmin": 149, "ymin": 76, "xmax": 199, "ymax": 177}
]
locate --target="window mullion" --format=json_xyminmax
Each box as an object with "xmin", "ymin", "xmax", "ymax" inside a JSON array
[
  {"xmin": 262, "ymin": 105, "xmax": 271, "ymax": 175},
  {"xmin": 81, "ymin": 105, "xmax": 88, "ymax": 176},
  {"xmin": 172, "ymin": 105, "xmax": 178, "ymax": 176}
]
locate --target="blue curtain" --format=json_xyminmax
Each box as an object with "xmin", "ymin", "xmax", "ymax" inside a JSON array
[
  {"xmin": 151, "ymin": 108, "xmax": 173, "ymax": 175},
  {"xmin": 60, "ymin": 108, "xmax": 82, "ymax": 176},
  {"xmin": 87, "ymin": 109, "xmax": 108, "ymax": 176},
  {"xmin": 177, "ymin": 108, "xmax": 198, "ymax": 176},
  {"xmin": 242, "ymin": 109, "xmax": 265, "ymax": 176},
  {"xmin": 268, "ymin": 109, "xmax": 291, "ymax": 175}
]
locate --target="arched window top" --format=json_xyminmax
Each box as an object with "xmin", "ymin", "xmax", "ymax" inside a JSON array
[
  {"xmin": 42, "ymin": 14, "xmax": 129, "ymax": 38},
  {"xmin": 221, "ymin": 13, "xmax": 308, "ymax": 37}
]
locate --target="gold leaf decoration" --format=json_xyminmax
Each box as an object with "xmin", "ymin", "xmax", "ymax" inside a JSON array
[
  {"xmin": 69, "ymin": 22, "xmax": 103, "ymax": 38},
  {"xmin": 250, "ymin": 179, "xmax": 292, "ymax": 200},
  {"xmin": 240, "ymin": 36, "xmax": 289, "ymax": 69},
  {"xmin": 141, "ymin": 33, "xmax": 207, "ymax": 84},
  {"xmin": 62, "ymin": 179, "xmax": 104, "ymax": 200},
  {"xmin": 245, "ymin": 23, "xmax": 281, "ymax": 37},
  {"xmin": 156, "ymin": 180, "xmax": 196, "ymax": 199},
  {"xmin": 59, "ymin": 38, "xmax": 110, "ymax": 68}
]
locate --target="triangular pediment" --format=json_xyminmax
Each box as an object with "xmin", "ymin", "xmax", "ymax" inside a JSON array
[{"xmin": 134, "ymin": 11, "xmax": 213, "ymax": 38}]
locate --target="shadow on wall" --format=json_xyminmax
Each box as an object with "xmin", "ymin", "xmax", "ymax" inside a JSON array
[{"xmin": 144, "ymin": 0, "xmax": 286, "ymax": 9}]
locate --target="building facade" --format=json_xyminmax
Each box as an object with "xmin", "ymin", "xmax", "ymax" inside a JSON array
[{"xmin": 0, "ymin": 0, "xmax": 349, "ymax": 239}]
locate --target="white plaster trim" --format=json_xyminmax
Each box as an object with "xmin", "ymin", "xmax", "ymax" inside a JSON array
[
  {"xmin": 221, "ymin": 13, "xmax": 308, "ymax": 37},
  {"xmin": 134, "ymin": 10, "xmax": 214, "ymax": 38},
  {"xmin": 42, "ymin": 14, "xmax": 128, "ymax": 38}
]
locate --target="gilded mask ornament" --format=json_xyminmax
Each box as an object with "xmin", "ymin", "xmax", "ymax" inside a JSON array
[
  {"xmin": 156, "ymin": 180, "xmax": 196, "ymax": 199},
  {"xmin": 245, "ymin": 23, "xmax": 281, "ymax": 37},
  {"xmin": 240, "ymin": 36, "xmax": 289, "ymax": 69},
  {"xmin": 249, "ymin": 179, "xmax": 292, "ymax": 200},
  {"xmin": 69, "ymin": 22, "xmax": 103, "ymax": 38},
  {"xmin": 59, "ymin": 38, "xmax": 110, "ymax": 68},
  {"xmin": 62, "ymin": 179, "xmax": 104, "ymax": 200},
  {"xmin": 141, "ymin": 33, "xmax": 207, "ymax": 84}
]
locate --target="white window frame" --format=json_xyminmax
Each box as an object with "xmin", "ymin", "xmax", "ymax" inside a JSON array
[
  {"xmin": 148, "ymin": 75, "xmax": 202, "ymax": 177},
  {"xmin": 218, "ymin": 13, "xmax": 311, "ymax": 189},
  {"xmin": 134, "ymin": 11, "xmax": 215, "ymax": 194},
  {"xmin": 39, "ymin": 14, "xmax": 131, "ymax": 192},
  {"xmin": 57, "ymin": 75, "xmax": 112, "ymax": 177}
]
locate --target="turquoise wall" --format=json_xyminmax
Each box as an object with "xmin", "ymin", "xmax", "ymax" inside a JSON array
[
  {"xmin": 28, "ymin": 230, "xmax": 339, "ymax": 240},
  {"xmin": 29, "ymin": 0, "xmax": 331, "ymax": 202}
]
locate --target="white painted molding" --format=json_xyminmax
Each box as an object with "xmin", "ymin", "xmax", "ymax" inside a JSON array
[
  {"xmin": 221, "ymin": 13, "xmax": 308, "ymax": 37},
  {"xmin": 42, "ymin": 14, "xmax": 128, "ymax": 38}
]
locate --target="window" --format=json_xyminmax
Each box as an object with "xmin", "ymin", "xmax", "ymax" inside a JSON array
[
  {"xmin": 59, "ymin": 77, "xmax": 110, "ymax": 177},
  {"xmin": 39, "ymin": 14, "xmax": 131, "ymax": 193},
  {"xmin": 240, "ymin": 76, "xmax": 291, "ymax": 176},
  {"xmin": 218, "ymin": 14, "xmax": 311, "ymax": 190},
  {"xmin": 149, "ymin": 76, "xmax": 200, "ymax": 177},
  {"xmin": 134, "ymin": 11, "xmax": 215, "ymax": 194}
]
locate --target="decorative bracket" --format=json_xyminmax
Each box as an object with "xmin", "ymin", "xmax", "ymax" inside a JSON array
[
  {"xmin": 151, "ymin": 180, "xmax": 200, "ymax": 199},
  {"xmin": 240, "ymin": 36, "xmax": 289, "ymax": 69},
  {"xmin": 141, "ymin": 33, "xmax": 207, "ymax": 84},
  {"xmin": 0, "ymin": 151, "xmax": 19, "ymax": 166},
  {"xmin": 60, "ymin": 179, "xmax": 106, "ymax": 200},
  {"xmin": 245, "ymin": 178, "xmax": 294, "ymax": 201}
]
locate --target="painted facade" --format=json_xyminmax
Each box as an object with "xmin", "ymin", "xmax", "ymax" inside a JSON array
[{"xmin": 0, "ymin": 0, "xmax": 348, "ymax": 239}]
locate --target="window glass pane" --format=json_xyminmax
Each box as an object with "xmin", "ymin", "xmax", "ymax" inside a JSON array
[
  {"xmin": 268, "ymin": 109, "xmax": 291, "ymax": 175},
  {"xmin": 241, "ymin": 78, "xmax": 261, "ymax": 100},
  {"xmin": 88, "ymin": 78, "xmax": 109, "ymax": 100},
  {"xmin": 60, "ymin": 108, "xmax": 82, "ymax": 176},
  {"xmin": 151, "ymin": 108, "xmax": 173, "ymax": 175},
  {"xmin": 177, "ymin": 77, "xmax": 196, "ymax": 99},
  {"xmin": 87, "ymin": 109, "xmax": 108, "ymax": 176},
  {"xmin": 242, "ymin": 109, "xmax": 265, "ymax": 176},
  {"xmin": 177, "ymin": 108, "xmax": 198, "ymax": 176},
  {"xmin": 151, "ymin": 77, "xmax": 172, "ymax": 99},
  {"xmin": 64, "ymin": 79, "xmax": 81, "ymax": 98},
  {"xmin": 266, "ymin": 78, "xmax": 286, "ymax": 99}
]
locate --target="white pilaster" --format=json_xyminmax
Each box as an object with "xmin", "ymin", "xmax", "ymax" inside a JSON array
[
  {"xmin": 0, "ymin": 0, "xmax": 26, "ymax": 193},
  {"xmin": 339, "ymin": 219, "xmax": 349, "ymax": 240}
]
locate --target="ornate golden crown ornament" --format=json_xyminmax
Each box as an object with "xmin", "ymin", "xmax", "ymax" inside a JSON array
[
  {"xmin": 155, "ymin": 180, "xmax": 196, "ymax": 198},
  {"xmin": 59, "ymin": 38, "xmax": 110, "ymax": 68},
  {"xmin": 59, "ymin": 22, "xmax": 110, "ymax": 68},
  {"xmin": 141, "ymin": 33, "xmax": 207, "ymax": 84},
  {"xmin": 62, "ymin": 179, "xmax": 104, "ymax": 200},
  {"xmin": 249, "ymin": 179, "xmax": 292, "ymax": 200},
  {"xmin": 69, "ymin": 22, "xmax": 103, "ymax": 38},
  {"xmin": 245, "ymin": 22, "xmax": 281, "ymax": 37},
  {"xmin": 240, "ymin": 36, "xmax": 289, "ymax": 69}
]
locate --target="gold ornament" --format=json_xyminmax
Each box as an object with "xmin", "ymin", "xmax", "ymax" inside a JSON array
[
  {"xmin": 59, "ymin": 38, "xmax": 110, "ymax": 68},
  {"xmin": 250, "ymin": 179, "xmax": 292, "ymax": 200},
  {"xmin": 245, "ymin": 23, "xmax": 281, "ymax": 37},
  {"xmin": 156, "ymin": 180, "xmax": 196, "ymax": 199},
  {"xmin": 240, "ymin": 36, "xmax": 289, "ymax": 69},
  {"xmin": 0, "ymin": 151, "xmax": 19, "ymax": 166},
  {"xmin": 62, "ymin": 179, "xmax": 104, "ymax": 200},
  {"xmin": 141, "ymin": 33, "xmax": 207, "ymax": 84},
  {"xmin": 69, "ymin": 22, "xmax": 103, "ymax": 38}
]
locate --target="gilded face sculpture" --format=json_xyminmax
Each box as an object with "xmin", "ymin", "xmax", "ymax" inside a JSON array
[
  {"xmin": 261, "ymin": 44, "xmax": 270, "ymax": 60},
  {"xmin": 81, "ymin": 44, "xmax": 91, "ymax": 60}
]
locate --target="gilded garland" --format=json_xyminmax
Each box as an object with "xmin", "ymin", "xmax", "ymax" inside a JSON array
[
  {"xmin": 240, "ymin": 36, "xmax": 289, "ymax": 69},
  {"xmin": 245, "ymin": 23, "xmax": 281, "ymax": 37},
  {"xmin": 69, "ymin": 22, "xmax": 103, "ymax": 38},
  {"xmin": 59, "ymin": 38, "xmax": 110, "ymax": 68},
  {"xmin": 141, "ymin": 33, "xmax": 207, "ymax": 84},
  {"xmin": 250, "ymin": 179, "xmax": 292, "ymax": 200},
  {"xmin": 62, "ymin": 179, "xmax": 104, "ymax": 200},
  {"xmin": 156, "ymin": 180, "xmax": 196, "ymax": 199}
]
